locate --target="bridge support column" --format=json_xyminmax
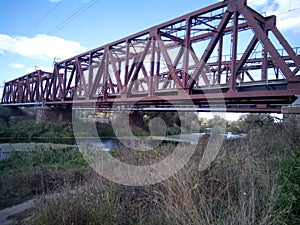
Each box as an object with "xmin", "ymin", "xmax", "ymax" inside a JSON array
[
  {"xmin": 36, "ymin": 106, "xmax": 72, "ymax": 124},
  {"xmin": 281, "ymin": 104, "xmax": 300, "ymax": 129}
]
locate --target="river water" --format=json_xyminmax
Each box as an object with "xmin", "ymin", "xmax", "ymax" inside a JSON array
[{"xmin": 0, "ymin": 132, "xmax": 245, "ymax": 159}]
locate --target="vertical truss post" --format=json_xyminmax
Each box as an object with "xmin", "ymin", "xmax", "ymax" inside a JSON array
[
  {"xmin": 262, "ymin": 21, "xmax": 269, "ymax": 81},
  {"xmin": 156, "ymin": 46, "xmax": 161, "ymax": 89},
  {"xmin": 217, "ymin": 36, "xmax": 223, "ymax": 84},
  {"xmin": 183, "ymin": 17, "xmax": 191, "ymax": 89},
  {"xmin": 63, "ymin": 64, "xmax": 69, "ymax": 99},
  {"xmin": 103, "ymin": 47, "xmax": 109, "ymax": 101},
  {"xmin": 52, "ymin": 68, "xmax": 57, "ymax": 101},
  {"xmin": 63, "ymin": 63, "xmax": 68, "ymax": 100},
  {"xmin": 18, "ymin": 78, "xmax": 22, "ymax": 102},
  {"xmin": 230, "ymin": 10, "xmax": 239, "ymax": 91},
  {"xmin": 13, "ymin": 81, "xmax": 17, "ymax": 103},
  {"xmin": 149, "ymin": 38, "xmax": 156, "ymax": 97},
  {"xmin": 36, "ymin": 70, "xmax": 41, "ymax": 102},
  {"xmin": 88, "ymin": 53, "xmax": 93, "ymax": 97},
  {"xmin": 24, "ymin": 75, "xmax": 29, "ymax": 102},
  {"xmin": 262, "ymin": 44, "xmax": 268, "ymax": 81},
  {"xmin": 124, "ymin": 39, "xmax": 130, "ymax": 89}
]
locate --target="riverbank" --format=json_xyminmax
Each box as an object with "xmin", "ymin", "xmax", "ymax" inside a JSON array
[
  {"xmin": 0, "ymin": 123, "xmax": 299, "ymax": 224},
  {"xmin": 0, "ymin": 112, "xmax": 299, "ymax": 224}
]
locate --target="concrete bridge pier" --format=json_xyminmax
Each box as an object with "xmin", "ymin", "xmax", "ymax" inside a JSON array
[
  {"xmin": 281, "ymin": 98, "xmax": 300, "ymax": 129},
  {"xmin": 36, "ymin": 106, "xmax": 72, "ymax": 124}
]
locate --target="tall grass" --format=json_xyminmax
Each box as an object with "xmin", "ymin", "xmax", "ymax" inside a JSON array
[{"xmin": 4, "ymin": 120, "xmax": 300, "ymax": 224}]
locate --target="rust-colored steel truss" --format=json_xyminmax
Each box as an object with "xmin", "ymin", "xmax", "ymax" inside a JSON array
[
  {"xmin": 2, "ymin": 0, "xmax": 300, "ymax": 112},
  {"xmin": 1, "ymin": 70, "xmax": 53, "ymax": 105}
]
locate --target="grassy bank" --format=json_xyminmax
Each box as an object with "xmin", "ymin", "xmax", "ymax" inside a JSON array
[
  {"xmin": 0, "ymin": 121, "xmax": 299, "ymax": 224},
  {"xmin": 0, "ymin": 113, "xmax": 299, "ymax": 224},
  {"xmin": 0, "ymin": 147, "xmax": 89, "ymax": 209}
]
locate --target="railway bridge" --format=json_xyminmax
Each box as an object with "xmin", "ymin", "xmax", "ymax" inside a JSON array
[{"xmin": 1, "ymin": 0, "xmax": 300, "ymax": 122}]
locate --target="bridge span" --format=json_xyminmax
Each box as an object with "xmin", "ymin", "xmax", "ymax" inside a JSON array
[{"xmin": 1, "ymin": 0, "xmax": 300, "ymax": 113}]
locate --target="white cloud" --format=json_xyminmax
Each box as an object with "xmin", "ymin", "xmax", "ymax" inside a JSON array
[
  {"xmin": 0, "ymin": 34, "xmax": 87, "ymax": 61},
  {"xmin": 0, "ymin": 34, "xmax": 14, "ymax": 52},
  {"xmin": 248, "ymin": 0, "xmax": 269, "ymax": 7},
  {"xmin": 50, "ymin": 0, "xmax": 62, "ymax": 2},
  {"xmin": 8, "ymin": 63, "xmax": 25, "ymax": 69},
  {"xmin": 249, "ymin": 0, "xmax": 300, "ymax": 33}
]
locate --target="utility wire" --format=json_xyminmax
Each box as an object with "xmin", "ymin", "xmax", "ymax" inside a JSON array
[
  {"xmin": 277, "ymin": 7, "xmax": 300, "ymax": 15},
  {"xmin": 48, "ymin": 0, "xmax": 99, "ymax": 35},
  {"xmin": 249, "ymin": 0, "xmax": 300, "ymax": 15},
  {"xmin": 0, "ymin": 0, "xmax": 98, "ymax": 74},
  {"xmin": 24, "ymin": 1, "xmax": 62, "ymax": 36}
]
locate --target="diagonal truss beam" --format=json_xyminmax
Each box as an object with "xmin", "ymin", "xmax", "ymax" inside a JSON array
[
  {"xmin": 187, "ymin": 10, "xmax": 233, "ymax": 89},
  {"xmin": 239, "ymin": 5, "xmax": 293, "ymax": 79},
  {"xmin": 155, "ymin": 34, "xmax": 183, "ymax": 88},
  {"xmin": 126, "ymin": 39, "xmax": 152, "ymax": 95}
]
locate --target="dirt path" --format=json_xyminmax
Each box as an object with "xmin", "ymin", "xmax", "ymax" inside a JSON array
[{"xmin": 0, "ymin": 199, "xmax": 35, "ymax": 225}]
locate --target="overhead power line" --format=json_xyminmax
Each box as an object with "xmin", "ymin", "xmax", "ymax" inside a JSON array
[
  {"xmin": 0, "ymin": 0, "xmax": 99, "ymax": 74},
  {"xmin": 48, "ymin": 0, "xmax": 99, "ymax": 35},
  {"xmin": 24, "ymin": 1, "xmax": 62, "ymax": 36}
]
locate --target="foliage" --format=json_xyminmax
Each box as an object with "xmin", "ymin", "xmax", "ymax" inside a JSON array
[
  {"xmin": 0, "ymin": 120, "xmax": 75, "ymax": 144},
  {"xmin": 207, "ymin": 115, "xmax": 228, "ymax": 127},
  {"xmin": 226, "ymin": 120, "xmax": 242, "ymax": 134},
  {"xmin": 95, "ymin": 122, "xmax": 116, "ymax": 137},
  {"xmin": 144, "ymin": 112, "xmax": 200, "ymax": 135},
  {"xmin": 0, "ymin": 119, "xmax": 10, "ymax": 140},
  {"xmin": 269, "ymin": 146, "xmax": 300, "ymax": 224},
  {"xmin": 0, "ymin": 106, "xmax": 23, "ymax": 122},
  {"xmin": 0, "ymin": 147, "xmax": 89, "ymax": 209},
  {"xmin": 238, "ymin": 113, "xmax": 274, "ymax": 133}
]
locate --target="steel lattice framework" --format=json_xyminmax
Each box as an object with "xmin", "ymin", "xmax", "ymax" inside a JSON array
[{"xmin": 2, "ymin": 0, "xmax": 300, "ymax": 112}]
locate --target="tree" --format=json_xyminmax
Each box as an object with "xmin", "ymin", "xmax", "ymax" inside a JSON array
[
  {"xmin": 238, "ymin": 113, "xmax": 274, "ymax": 133},
  {"xmin": 208, "ymin": 115, "xmax": 228, "ymax": 127}
]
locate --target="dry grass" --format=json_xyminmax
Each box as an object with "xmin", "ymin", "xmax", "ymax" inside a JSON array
[{"xmin": 6, "ymin": 121, "xmax": 300, "ymax": 225}]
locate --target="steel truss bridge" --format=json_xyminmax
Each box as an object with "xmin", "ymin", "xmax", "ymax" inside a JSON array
[{"xmin": 1, "ymin": 0, "xmax": 300, "ymax": 112}]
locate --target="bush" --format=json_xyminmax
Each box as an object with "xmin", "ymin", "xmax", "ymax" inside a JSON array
[
  {"xmin": 0, "ymin": 147, "xmax": 89, "ymax": 209},
  {"xmin": 3, "ymin": 120, "xmax": 75, "ymax": 144},
  {"xmin": 269, "ymin": 149, "xmax": 300, "ymax": 225}
]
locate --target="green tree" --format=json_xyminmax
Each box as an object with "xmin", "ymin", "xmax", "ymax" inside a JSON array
[
  {"xmin": 208, "ymin": 115, "xmax": 228, "ymax": 127},
  {"xmin": 238, "ymin": 113, "xmax": 274, "ymax": 133}
]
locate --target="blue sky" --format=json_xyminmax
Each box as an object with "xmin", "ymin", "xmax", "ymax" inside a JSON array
[{"xmin": 0, "ymin": 0, "xmax": 299, "ymax": 119}]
